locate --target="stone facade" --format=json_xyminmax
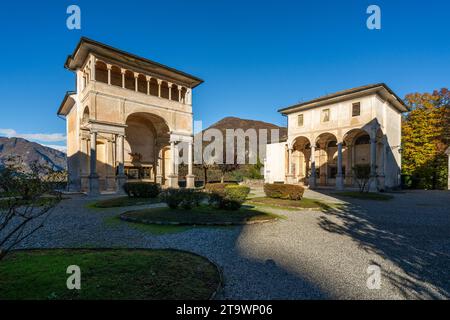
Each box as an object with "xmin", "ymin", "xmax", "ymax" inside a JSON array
[
  {"xmin": 265, "ymin": 84, "xmax": 408, "ymax": 191},
  {"xmin": 58, "ymin": 38, "xmax": 202, "ymax": 194}
]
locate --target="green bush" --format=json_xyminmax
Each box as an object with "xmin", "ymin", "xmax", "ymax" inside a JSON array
[
  {"xmin": 204, "ymin": 183, "xmax": 237, "ymax": 194},
  {"xmin": 208, "ymin": 185, "xmax": 250, "ymax": 210},
  {"xmin": 263, "ymin": 183, "xmax": 304, "ymax": 200},
  {"xmin": 123, "ymin": 182, "xmax": 161, "ymax": 198},
  {"xmin": 160, "ymin": 189, "xmax": 203, "ymax": 210}
]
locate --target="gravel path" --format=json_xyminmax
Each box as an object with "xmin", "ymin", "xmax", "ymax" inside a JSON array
[{"xmin": 12, "ymin": 190, "xmax": 450, "ymax": 300}]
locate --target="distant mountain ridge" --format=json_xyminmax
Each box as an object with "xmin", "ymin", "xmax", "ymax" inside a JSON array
[
  {"xmin": 203, "ymin": 116, "xmax": 287, "ymax": 142},
  {"xmin": 0, "ymin": 137, "xmax": 66, "ymax": 171}
]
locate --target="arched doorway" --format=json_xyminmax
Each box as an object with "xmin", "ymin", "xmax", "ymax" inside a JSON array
[
  {"xmin": 124, "ymin": 113, "xmax": 170, "ymax": 184},
  {"xmin": 315, "ymin": 132, "xmax": 338, "ymax": 186}
]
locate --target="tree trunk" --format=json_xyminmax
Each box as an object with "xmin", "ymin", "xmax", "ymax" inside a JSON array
[{"xmin": 204, "ymin": 167, "xmax": 208, "ymax": 186}]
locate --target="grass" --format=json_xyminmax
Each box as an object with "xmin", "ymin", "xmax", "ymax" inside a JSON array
[
  {"xmin": 333, "ymin": 191, "xmax": 394, "ymax": 201},
  {"xmin": 103, "ymin": 215, "xmax": 192, "ymax": 235},
  {"xmin": 0, "ymin": 249, "xmax": 220, "ymax": 300},
  {"xmin": 121, "ymin": 205, "xmax": 280, "ymax": 225},
  {"xmin": 0, "ymin": 196, "xmax": 61, "ymax": 209},
  {"xmin": 246, "ymin": 197, "xmax": 330, "ymax": 211},
  {"xmin": 88, "ymin": 196, "xmax": 161, "ymax": 208}
]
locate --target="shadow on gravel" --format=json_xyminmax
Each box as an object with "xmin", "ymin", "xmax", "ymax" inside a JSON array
[{"xmin": 315, "ymin": 190, "xmax": 450, "ymax": 299}]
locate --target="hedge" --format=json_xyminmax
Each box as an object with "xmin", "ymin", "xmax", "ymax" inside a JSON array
[
  {"xmin": 263, "ymin": 183, "xmax": 304, "ymax": 200},
  {"xmin": 208, "ymin": 185, "xmax": 250, "ymax": 210},
  {"xmin": 123, "ymin": 182, "xmax": 161, "ymax": 198},
  {"xmin": 160, "ymin": 188, "xmax": 203, "ymax": 210}
]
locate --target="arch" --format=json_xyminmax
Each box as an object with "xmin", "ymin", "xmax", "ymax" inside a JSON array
[
  {"xmin": 124, "ymin": 113, "xmax": 171, "ymax": 181},
  {"xmin": 291, "ymin": 136, "xmax": 310, "ymax": 150},
  {"xmin": 124, "ymin": 70, "xmax": 135, "ymax": 90},
  {"xmin": 160, "ymin": 81, "xmax": 169, "ymax": 99},
  {"xmin": 95, "ymin": 61, "xmax": 108, "ymax": 83},
  {"xmin": 315, "ymin": 132, "xmax": 338, "ymax": 146},
  {"xmin": 82, "ymin": 106, "xmax": 90, "ymax": 125},
  {"xmin": 149, "ymin": 78, "xmax": 159, "ymax": 96},
  {"xmin": 110, "ymin": 66, "xmax": 122, "ymax": 87},
  {"xmin": 137, "ymin": 74, "xmax": 147, "ymax": 94},
  {"xmin": 180, "ymin": 87, "xmax": 187, "ymax": 103},
  {"xmin": 170, "ymin": 85, "xmax": 179, "ymax": 102}
]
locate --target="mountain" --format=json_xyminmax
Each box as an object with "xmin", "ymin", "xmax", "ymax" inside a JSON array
[
  {"xmin": 0, "ymin": 137, "xmax": 66, "ymax": 171},
  {"xmin": 202, "ymin": 116, "xmax": 287, "ymax": 142}
]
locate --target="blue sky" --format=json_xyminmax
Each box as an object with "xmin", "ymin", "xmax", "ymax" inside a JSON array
[{"xmin": 0, "ymin": 0, "xmax": 449, "ymax": 151}]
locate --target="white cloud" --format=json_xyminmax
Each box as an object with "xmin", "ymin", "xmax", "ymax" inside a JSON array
[
  {"xmin": 42, "ymin": 144, "xmax": 67, "ymax": 153},
  {"xmin": 0, "ymin": 128, "xmax": 66, "ymax": 143}
]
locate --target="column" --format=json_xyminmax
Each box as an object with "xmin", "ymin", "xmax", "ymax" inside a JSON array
[
  {"xmin": 107, "ymin": 64, "xmax": 112, "ymax": 85},
  {"xmin": 116, "ymin": 134, "xmax": 127, "ymax": 193},
  {"xmin": 157, "ymin": 80, "xmax": 162, "ymax": 97},
  {"xmin": 88, "ymin": 131, "xmax": 99, "ymax": 196},
  {"xmin": 156, "ymin": 147, "xmax": 163, "ymax": 184},
  {"xmin": 168, "ymin": 140, "xmax": 178, "ymax": 188},
  {"xmin": 336, "ymin": 142, "xmax": 344, "ymax": 190},
  {"xmin": 309, "ymin": 145, "xmax": 317, "ymax": 188},
  {"xmin": 370, "ymin": 132, "xmax": 378, "ymax": 191},
  {"xmin": 134, "ymin": 73, "xmax": 139, "ymax": 92},
  {"xmin": 345, "ymin": 144, "xmax": 353, "ymax": 185},
  {"xmin": 177, "ymin": 86, "xmax": 182, "ymax": 102},
  {"xmin": 186, "ymin": 88, "xmax": 192, "ymax": 105},
  {"xmin": 91, "ymin": 56, "xmax": 96, "ymax": 81},
  {"xmin": 286, "ymin": 147, "xmax": 295, "ymax": 184},
  {"xmin": 168, "ymin": 83, "xmax": 172, "ymax": 100},
  {"xmin": 146, "ymin": 76, "xmax": 151, "ymax": 95},
  {"xmin": 186, "ymin": 141, "xmax": 195, "ymax": 188},
  {"xmin": 121, "ymin": 69, "xmax": 126, "ymax": 88},
  {"xmin": 379, "ymin": 136, "xmax": 387, "ymax": 191}
]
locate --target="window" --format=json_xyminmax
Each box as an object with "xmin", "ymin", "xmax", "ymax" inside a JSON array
[
  {"xmin": 322, "ymin": 109, "xmax": 330, "ymax": 122},
  {"xmin": 352, "ymin": 102, "xmax": 361, "ymax": 117},
  {"xmin": 297, "ymin": 114, "xmax": 304, "ymax": 126}
]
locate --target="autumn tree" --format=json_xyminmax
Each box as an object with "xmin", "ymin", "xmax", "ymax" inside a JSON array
[{"xmin": 402, "ymin": 88, "xmax": 449, "ymax": 189}]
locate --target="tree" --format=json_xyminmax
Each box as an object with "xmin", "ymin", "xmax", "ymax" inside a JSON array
[
  {"xmin": 352, "ymin": 164, "xmax": 371, "ymax": 193},
  {"xmin": 402, "ymin": 88, "xmax": 449, "ymax": 189},
  {"xmin": 0, "ymin": 157, "xmax": 64, "ymax": 261}
]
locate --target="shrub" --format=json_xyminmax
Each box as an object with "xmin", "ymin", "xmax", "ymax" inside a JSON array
[
  {"xmin": 123, "ymin": 182, "xmax": 160, "ymax": 198},
  {"xmin": 352, "ymin": 164, "xmax": 371, "ymax": 193},
  {"xmin": 208, "ymin": 185, "xmax": 250, "ymax": 210},
  {"xmin": 264, "ymin": 183, "xmax": 304, "ymax": 200},
  {"xmin": 160, "ymin": 188, "xmax": 203, "ymax": 210},
  {"xmin": 204, "ymin": 183, "xmax": 236, "ymax": 194}
]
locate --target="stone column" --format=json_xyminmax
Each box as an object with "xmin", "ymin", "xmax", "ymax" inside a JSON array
[
  {"xmin": 286, "ymin": 147, "xmax": 295, "ymax": 184},
  {"xmin": 345, "ymin": 144, "xmax": 353, "ymax": 185},
  {"xmin": 336, "ymin": 142, "xmax": 344, "ymax": 190},
  {"xmin": 309, "ymin": 145, "xmax": 317, "ymax": 188},
  {"xmin": 116, "ymin": 134, "xmax": 127, "ymax": 193},
  {"xmin": 186, "ymin": 141, "xmax": 195, "ymax": 188},
  {"xmin": 177, "ymin": 86, "xmax": 182, "ymax": 102},
  {"xmin": 168, "ymin": 83, "xmax": 172, "ymax": 100},
  {"xmin": 370, "ymin": 132, "xmax": 378, "ymax": 191},
  {"xmin": 146, "ymin": 76, "xmax": 151, "ymax": 95},
  {"xmin": 379, "ymin": 137, "xmax": 387, "ymax": 191},
  {"xmin": 107, "ymin": 64, "xmax": 112, "ymax": 85},
  {"xmin": 88, "ymin": 131, "xmax": 99, "ymax": 196},
  {"xmin": 156, "ymin": 147, "xmax": 163, "ymax": 185},
  {"xmin": 168, "ymin": 141, "xmax": 178, "ymax": 188},
  {"xmin": 134, "ymin": 73, "xmax": 139, "ymax": 92},
  {"xmin": 121, "ymin": 69, "xmax": 126, "ymax": 88},
  {"xmin": 157, "ymin": 80, "xmax": 162, "ymax": 98}
]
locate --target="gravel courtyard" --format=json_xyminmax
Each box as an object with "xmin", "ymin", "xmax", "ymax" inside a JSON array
[{"xmin": 13, "ymin": 189, "xmax": 450, "ymax": 300}]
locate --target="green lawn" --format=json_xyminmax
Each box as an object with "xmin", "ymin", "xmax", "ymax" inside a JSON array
[
  {"xmin": 0, "ymin": 196, "xmax": 61, "ymax": 209},
  {"xmin": 121, "ymin": 205, "xmax": 280, "ymax": 225},
  {"xmin": 0, "ymin": 249, "xmax": 220, "ymax": 300},
  {"xmin": 246, "ymin": 197, "xmax": 330, "ymax": 210},
  {"xmin": 104, "ymin": 215, "xmax": 192, "ymax": 235},
  {"xmin": 89, "ymin": 196, "xmax": 161, "ymax": 208},
  {"xmin": 333, "ymin": 191, "xmax": 394, "ymax": 201}
]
